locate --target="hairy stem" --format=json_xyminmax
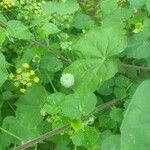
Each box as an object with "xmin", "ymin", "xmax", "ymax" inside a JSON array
[
  {"xmin": 121, "ymin": 63, "xmax": 150, "ymax": 71},
  {"xmin": 14, "ymin": 99, "xmax": 121, "ymax": 150}
]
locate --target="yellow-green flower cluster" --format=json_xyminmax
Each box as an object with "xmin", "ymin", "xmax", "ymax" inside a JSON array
[
  {"xmin": 9, "ymin": 63, "xmax": 40, "ymax": 93},
  {"xmin": 19, "ymin": 0, "xmax": 45, "ymax": 19},
  {"xmin": 0, "ymin": 0, "xmax": 15, "ymax": 9},
  {"xmin": 133, "ymin": 22, "xmax": 144, "ymax": 33}
]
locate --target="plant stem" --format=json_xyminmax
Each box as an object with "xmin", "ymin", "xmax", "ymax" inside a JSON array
[
  {"xmin": 14, "ymin": 124, "xmax": 70, "ymax": 150},
  {"xmin": 121, "ymin": 63, "xmax": 150, "ymax": 71},
  {"xmin": 0, "ymin": 127, "xmax": 22, "ymax": 141},
  {"xmin": 14, "ymin": 99, "xmax": 121, "ymax": 150},
  {"xmin": 30, "ymin": 39, "xmax": 71, "ymax": 64}
]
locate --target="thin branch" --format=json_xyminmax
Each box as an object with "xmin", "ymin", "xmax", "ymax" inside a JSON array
[
  {"xmin": 14, "ymin": 99, "xmax": 121, "ymax": 150},
  {"xmin": 30, "ymin": 39, "xmax": 71, "ymax": 64},
  {"xmin": 121, "ymin": 63, "xmax": 150, "ymax": 71},
  {"xmin": 82, "ymin": 99, "xmax": 121, "ymax": 120},
  {"xmin": 14, "ymin": 124, "xmax": 70, "ymax": 150},
  {"xmin": 0, "ymin": 21, "xmax": 71, "ymax": 64}
]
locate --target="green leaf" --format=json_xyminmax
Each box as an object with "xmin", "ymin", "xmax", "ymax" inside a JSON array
[
  {"xmin": 101, "ymin": 0, "xmax": 118, "ymax": 16},
  {"xmin": 72, "ymin": 13, "xmax": 95, "ymax": 29},
  {"xmin": 1, "ymin": 86, "xmax": 47, "ymax": 146},
  {"xmin": 115, "ymin": 75, "xmax": 131, "ymax": 88},
  {"xmin": 126, "ymin": 19, "xmax": 150, "ymax": 58},
  {"xmin": 0, "ymin": 53, "xmax": 8, "ymax": 87},
  {"xmin": 110, "ymin": 108, "xmax": 123, "ymax": 122},
  {"xmin": 0, "ymin": 26, "xmax": 6, "ymax": 46},
  {"xmin": 15, "ymin": 86, "xmax": 47, "ymax": 128},
  {"xmin": 39, "ymin": 54, "xmax": 63, "ymax": 83},
  {"xmin": 72, "ymin": 126, "xmax": 99, "ymax": 149},
  {"xmin": 64, "ymin": 27, "xmax": 126, "ymax": 93},
  {"xmin": 121, "ymin": 79, "xmax": 150, "ymax": 150},
  {"xmin": 43, "ymin": 0, "xmax": 79, "ymax": 15},
  {"xmin": 43, "ymin": 93, "xmax": 65, "ymax": 115},
  {"xmin": 7, "ymin": 20, "xmax": 32, "ymax": 39},
  {"xmin": 65, "ymin": 58, "xmax": 118, "ymax": 93},
  {"xmin": 61, "ymin": 93, "xmax": 97, "ymax": 119},
  {"xmin": 129, "ymin": 0, "xmax": 146, "ymax": 8},
  {"xmin": 73, "ymin": 27, "xmax": 126, "ymax": 58},
  {"xmin": 0, "ymin": 133, "xmax": 11, "ymax": 149},
  {"xmin": 101, "ymin": 135, "xmax": 120, "ymax": 150},
  {"xmin": 126, "ymin": 33, "xmax": 150, "ymax": 58},
  {"xmin": 102, "ymin": 8, "xmax": 133, "ymax": 28},
  {"xmin": 42, "ymin": 23, "xmax": 60, "ymax": 35}
]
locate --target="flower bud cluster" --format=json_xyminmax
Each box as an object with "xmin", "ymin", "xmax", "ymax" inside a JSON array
[{"xmin": 9, "ymin": 63, "xmax": 40, "ymax": 93}]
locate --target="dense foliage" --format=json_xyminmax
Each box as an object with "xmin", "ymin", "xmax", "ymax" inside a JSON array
[{"xmin": 0, "ymin": 0, "xmax": 150, "ymax": 150}]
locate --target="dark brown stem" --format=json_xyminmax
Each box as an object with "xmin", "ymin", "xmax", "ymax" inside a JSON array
[
  {"xmin": 14, "ymin": 99, "xmax": 121, "ymax": 150},
  {"xmin": 121, "ymin": 63, "xmax": 150, "ymax": 71},
  {"xmin": 14, "ymin": 124, "xmax": 70, "ymax": 150}
]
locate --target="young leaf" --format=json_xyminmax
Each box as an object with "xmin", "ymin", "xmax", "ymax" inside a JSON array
[{"xmin": 7, "ymin": 20, "xmax": 32, "ymax": 39}]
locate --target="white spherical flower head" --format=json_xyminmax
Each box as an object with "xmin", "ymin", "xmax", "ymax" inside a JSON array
[{"xmin": 60, "ymin": 73, "xmax": 74, "ymax": 88}]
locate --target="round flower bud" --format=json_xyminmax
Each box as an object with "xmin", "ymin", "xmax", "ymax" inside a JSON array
[{"xmin": 60, "ymin": 73, "xmax": 74, "ymax": 88}]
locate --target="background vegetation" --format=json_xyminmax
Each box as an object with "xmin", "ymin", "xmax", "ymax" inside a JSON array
[{"xmin": 0, "ymin": 0, "xmax": 150, "ymax": 150}]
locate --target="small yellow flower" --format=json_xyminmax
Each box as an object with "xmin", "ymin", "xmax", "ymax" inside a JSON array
[
  {"xmin": 9, "ymin": 73, "xmax": 14, "ymax": 79},
  {"xmin": 16, "ymin": 68, "xmax": 22, "ymax": 74},
  {"xmin": 22, "ymin": 63, "xmax": 30, "ymax": 69},
  {"xmin": 14, "ymin": 82, "xmax": 19, "ymax": 87},
  {"xmin": 33, "ymin": 77, "xmax": 40, "ymax": 83},
  {"xmin": 30, "ymin": 70, "xmax": 35, "ymax": 75},
  {"xmin": 20, "ymin": 80, "xmax": 27, "ymax": 85},
  {"xmin": 22, "ymin": 72, "xmax": 30, "ymax": 78},
  {"xmin": 20, "ymin": 88, "xmax": 26, "ymax": 93},
  {"xmin": 26, "ymin": 82, "xmax": 32, "ymax": 87}
]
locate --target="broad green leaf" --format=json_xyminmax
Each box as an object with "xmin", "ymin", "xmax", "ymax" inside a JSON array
[
  {"xmin": 72, "ymin": 13, "xmax": 95, "ymax": 29},
  {"xmin": 43, "ymin": 0, "xmax": 79, "ymax": 15},
  {"xmin": 72, "ymin": 126, "xmax": 99, "ymax": 149},
  {"xmin": 0, "ymin": 53, "xmax": 8, "ymax": 87},
  {"xmin": 129, "ymin": 0, "xmax": 146, "ymax": 8},
  {"xmin": 121, "ymin": 79, "xmax": 150, "ymax": 150},
  {"xmin": 0, "ymin": 27, "xmax": 6, "ymax": 46},
  {"xmin": 0, "ymin": 133, "xmax": 11, "ymax": 149},
  {"xmin": 7, "ymin": 20, "xmax": 32, "ymax": 39},
  {"xmin": 102, "ymin": 8, "xmax": 133, "ymax": 28},
  {"xmin": 126, "ymin": 19, "xmax": 150, "ymax": 58},
  {"xmin": 15, "ymin": 86, "xmax": 47, "ymax": 127},
  {"xmin": 61, "ymin": 93, "xmax": 97, "ymax": 119},
  {"xmin": 42, "ymin": 23, "xmax": 60, "ymax": 35},
  {"xmin": 146, "ymin": 1, "xmax": 150, "ymax": 13},
  {"xmin": 73, "ymin": 27, "xmax": 126, "ymax": 58},
  {"xmin": 1, "ymin": 86, "xmax": 48, "ymax": 146},
  {"xmin": 126, "ymin": 33, "xmax": 150, "ymax": 58},
  {"xmin": 101, "ymin": 135, "xmax": 120, "ymax": 150},
  {"xmin": 64, "ymin": 26, "xmax": 126, "ymax": 93},
  {"xmin": 65, "ymin": 58, "xmax": 118, "ymax": 93},
  {"xmin": 101, "ymin": 0, "xmax": 118, "ymax": 16}
]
